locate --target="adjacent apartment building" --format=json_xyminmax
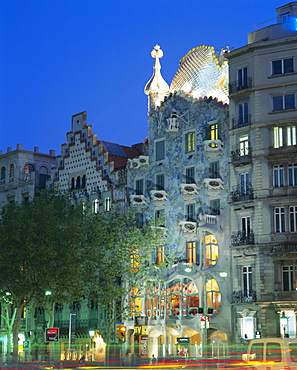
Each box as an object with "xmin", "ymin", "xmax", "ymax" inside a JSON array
[{"xmin": 227, "ymin": 2, "xmax": 297, "ymax": 341}]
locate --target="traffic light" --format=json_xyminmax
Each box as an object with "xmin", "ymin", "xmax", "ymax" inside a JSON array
[{"xmin": 116, "ymin": 324, "xmax": 126, "ymax": 342}]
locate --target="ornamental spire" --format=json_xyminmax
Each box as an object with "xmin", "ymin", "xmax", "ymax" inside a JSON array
[{"xmin": 144, "ymin": 45, "xmax": 169, "ymax": 110}]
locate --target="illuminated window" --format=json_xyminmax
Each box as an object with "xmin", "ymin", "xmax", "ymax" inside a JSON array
[
  {"xmin": 275, "ymin": 207, "xmax": 285, "ymax": 233},
  {"xmin": 146, "ymin": 282, "xmax": 165, "ymax": 319},
  {"xmin": 239, "ymin": 135, "xmax": 249, "ymax": 156},
  {"xmin": 274, "ymin": 165, "xmax": 284, "ymax": 187},
  {"xmin": 167, "ymin": 280, "xmax": 181, "ymax": 318},
  {"xmin": 203, "ymin": 233, "xmax": 218, "ymax": 266},
  {"xmin": 272, "ymin": 58, "xmax": 294, "ymax": 75},
  {"xmin": 185, "ymin": 132, "xmax": 195, "ymax": 153},
  {"xmin": 130, "ymin": 286, "xmax": 142, "ymax": 317},
  {"xmin": 289, "ymin": 164, "xmax": 297, "ymax": 186},
  {"xmin": 273, "ymin": 127, "xmax": 283, "ymax": 148},
  {"xmin": 24, "ymin": 164, "xmax": 34, "ymax": 174},
  {"xmin": 205, "ymin": 277, "xmax": 221, "ymax": 312},
  {"xmin": 272, "ymin": 93, "xmax": 295, "ymax": 111},
  {"xmin": 187, "ymin": 241, "xmax": 198, "ymax": 264},
  {"xmin": 183, "ymin": 278, "xmax": 199, "ymax": 317},
  {"xmin": 241, "ymin": 173, "xmax": 250, "ymax": 195},
  {"xmin": 155, "ymin": 140, "xmax": 165, "ymax": 161},
  {"xmin": 104, "ymin": 197, "xmax": 111, "ymax": 212},
  {"xmin": 156, "ymin": 245, "xmax": 165, "ymax": 265},
  {"xmin": 210, "ymin": 124, "xmax": 219, "ymax": 140},
  {"xmin": 287, "ymin": 125, "xmax": 297, "ymax": 146},
  {"xmin": 93, "ymin": 199, "xmax": 99, "ymax": 214},
  {"xmin": 130, "ymin": 247, "xmax": 140, "ymax": 273}
]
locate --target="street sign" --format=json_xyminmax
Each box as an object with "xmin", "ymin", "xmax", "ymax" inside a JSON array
[
  {"xmin": 45, "ymin": 327, "xmax": 59, "ymax": 342},
  {"xmin": 200, "ymin": 315, "xmax": 210, "ymax": 329},
  {"xmin": 177, "ymin": 337, "xmax": 190, "ymax": 343}
]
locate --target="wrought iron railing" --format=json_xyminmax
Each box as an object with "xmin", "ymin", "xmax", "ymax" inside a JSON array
[
  {"xmin": 229, "ymin": 77, "xmax": 252, "ymax": 94},
  {"xmin": 54, "ymin": 319, "xmax": 99, "ymax": 329},
  {"xmin": 230, "ymin": 184, "xmax": 254, "ymax": 203},
  {"xmin": 231, "ymin": 230, "xmax": 255, "ymax": 246},
  {"xmin": 231, "ymin": 146, "xmax": 252, "ymax": 162},
  {"xmin": 232, "ymin": 290, "xmax": 257, "ymax": 303},
  {"xmin": 232, "ymin": 114, "xmax": 252, "ymax": 129}
]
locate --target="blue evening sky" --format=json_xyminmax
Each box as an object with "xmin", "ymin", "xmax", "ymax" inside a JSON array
[{"xmin": 0, "ymin": 0, "xmax": 283, "ymax": 154}]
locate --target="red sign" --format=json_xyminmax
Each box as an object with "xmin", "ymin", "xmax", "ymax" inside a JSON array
[
  {"xmin": 45, "ymin": 327, "xmax": 59, "ymax": 342},
  {"xmin": 200, "ymin": 315, "xmax": 210, "ymax": 322}
]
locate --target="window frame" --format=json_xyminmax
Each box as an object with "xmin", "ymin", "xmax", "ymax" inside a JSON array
[
  {"xmin": 288, "ymin": 163, "xmax": 297, "ymax": 186},
  {"xmin": 155, "ymin": 173, "xmax": 165, "ymax": 191},
  {"xmin": 155, "ymin": 139, "xmax": 165, "ymax": 162},
  {"xmin": 185, "ymin": 132, "xmax": 195, "ymax": 153},
  {"xmin": 272, "ymin": 93, "xmax": 296, "ymax": 112},
  {"xmin": 275, "ymin": 207, "xmax": 285, "ymax": 233},
  {"xmin": 271, "ymin": 57, "xmax": 294, "ymax": 76},
  {"xmin": 273, "ymin": 164, "xmax": 284, "ymax": 188}
]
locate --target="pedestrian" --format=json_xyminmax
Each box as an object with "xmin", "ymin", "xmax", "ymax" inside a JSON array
[{"xmin": 152, "ymin": 354, "xmax": 157, "ymax": 364}]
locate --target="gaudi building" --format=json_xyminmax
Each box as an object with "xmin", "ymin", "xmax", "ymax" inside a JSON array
[{"xmin": 125, "ymin": 44, "xmax": 232, "ymax": 359}]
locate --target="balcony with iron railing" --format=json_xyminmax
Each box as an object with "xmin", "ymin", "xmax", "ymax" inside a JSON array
[
  {"xmin": 229, "ymin": 77, "xmax": 252, "ymax": 94},
  {"xmin": 230, "ymin": 184, "xmax": 254, "ymax": 203},
  {"xmin": 230, "ymin": 145, "xmax": 252, "ymax": 163},
  {"xmin": 231, "ymin": 230, "xmax": 255, "ymax": 246},
  {"xmin": 231, "ymin": 114, "xmax": 252, "ymax": 129},
  {"xmin": 205, "ymin": 168, "xmax": 221, "ymax": 179},
  {"xmin": 232, "ymin": 290, "xmax": 257, "ymax": 303},
  {"xmin": 54, "ymin": 318, "xmax": 99, "ymax": 329}
]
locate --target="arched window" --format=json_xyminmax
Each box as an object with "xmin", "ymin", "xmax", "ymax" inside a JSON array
[
  {"xmin": 203, "ymin": 233, "xmax": 219, "ymax": 266},
  {"xmin": 71, "ymin": 178, "xmax": 75, "ymax": 190},
  {"xmin": 24, "ymin": 164, "xmax": 34, "ymax": 174},
  {"xmin": 82, "ymin": 175, "xmax": 86, "ymax": 188},
  {"xmin": 183, "ymin": 278, "xmax": 199, "ymax": 316},
  {"xmin": 39, "ymin": 166, "xmax": 48, "ymax": 175},
  {"xmin": 167, "ymin": 280, "xmax": 181, "ymax": 318},
  {"xmin": 129, "ymin": 286, "xmax": 142, "ymax": 317},
  {"xmin": 76, "ymin": 176, "xmax": 81, "ymax": 189},
  {"xmin": 145, "ymin": 282, "xmax": 166, "ymax": 319},
  {"xmin": 9, "ymin": 164, "xmax": 14, "ymax": 178},
  {"xmin": 205, "ymin": 276, "xmax": 221, "ymax": 313},
  {"xmin": 1, "ymin": 166, "xmax": 6, "ymax": 180}
]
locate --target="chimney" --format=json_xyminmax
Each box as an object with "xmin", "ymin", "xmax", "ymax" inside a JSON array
[
  {"xmin": 50, "ymin": 150, "xmax": 55, "ymax": 156},
  {"xmin": 34, "ymin": 147, "xmax": 39, "ymax": 153},
  {"xmin": 16, "ymin": 143, "xmax": 23, "ymax": 151},
  {"xmin": 7, "ymin": 147, "xmax": 12, "ymax": 153}
]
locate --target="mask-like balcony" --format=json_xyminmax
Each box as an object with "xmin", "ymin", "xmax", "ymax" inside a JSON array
[
  {"xmin": 203, "ymin": 178, "xmax": 224, "ymax": 190},
  {"xmin": 203, "ymin": 140, "xmax": 224, "ymax": 152},
  {"xmin": 150, "ymin": 190, "xmax": 168, "ymax": 204},
  {"xmin": 130, "ymin": 194, "xmax": 147, "ymax": 206},
  {"xmin": 180, "ymin": 184, "xmax": 199, "ymax": 196},
  {"xmin": 179, "ymin": 221, "xmax": 197, "ymax": 234},
  {"xmin": 128, "ymin": 155, "xmax": 149, "ymax": 169}
]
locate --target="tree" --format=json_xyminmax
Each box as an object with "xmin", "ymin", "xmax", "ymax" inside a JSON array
[
  {"xmin": 81, "ymin": 208, "xmax": 168, "ymax": 347},
  {"xmin": 0, "ymin": 189, "xmax": 88, "ymax": 363}
]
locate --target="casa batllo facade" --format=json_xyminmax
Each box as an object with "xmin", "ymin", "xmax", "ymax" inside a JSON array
[{"xmin": 125, "ymin": 44, "xmax": 232, "ymax": 359}]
